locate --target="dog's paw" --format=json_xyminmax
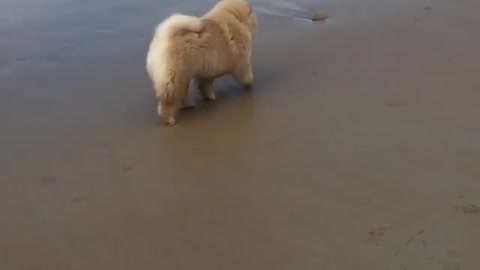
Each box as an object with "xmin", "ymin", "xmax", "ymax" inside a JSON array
[
  {"xmin": 180, "ymin": 104, "xmax": 195, "ymax": 110},
  {"xmin": 160, "ymin": 116, "xmax": 176, "ymax": 126},
  {"xmin": 165, "ymin": 117, "xmax": 176, "ymax": 126},
  {"xmin": 204, "ymin": 93, "xmax": 216, "ymax": 101}
]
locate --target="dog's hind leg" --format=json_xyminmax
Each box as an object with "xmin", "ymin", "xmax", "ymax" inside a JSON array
[{"xmin": 196, "ymin": 77, "xmax": 216, "ymax": 101}]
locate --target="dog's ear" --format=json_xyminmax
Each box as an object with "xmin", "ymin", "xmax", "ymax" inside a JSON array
[{"xmin": 226, "ymin": 0, "xmax": 252, "ymax": 22}]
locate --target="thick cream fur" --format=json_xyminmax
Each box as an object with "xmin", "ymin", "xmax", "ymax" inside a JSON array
[{"xmin": 146, "ymin": 0, "xmax": 257, "ymax": 125}]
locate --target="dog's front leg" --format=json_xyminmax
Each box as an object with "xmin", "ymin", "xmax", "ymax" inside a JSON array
[
  {"xmin": 158, "ymin": 99, "xmax": 177, "ymax": 126},
  {"xmin": 234, "ymin": 63, "xmax": 254, "ymax": 89},
  {"xmin": 180, "ymin": 88, "xmax": 194, "ymax": 109}
]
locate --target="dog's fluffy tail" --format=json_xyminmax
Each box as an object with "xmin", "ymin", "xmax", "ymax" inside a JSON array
[
  {"xmin": 155, "ymin": 13, "xmax": 204, "ymax": 40},
  {"xmin": 147, "ymin": 14, "xmax": 203, "ymax": 102}
]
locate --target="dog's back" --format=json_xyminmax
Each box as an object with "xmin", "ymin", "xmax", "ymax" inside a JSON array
[{"xmin": 147, "ymin": 0, "xmax": 256, "ymax": 82}]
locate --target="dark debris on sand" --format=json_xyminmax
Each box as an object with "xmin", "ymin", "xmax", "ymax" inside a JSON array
[{"xmin": 312, "ymin": 11, "xmax": 328, "ymax": 21}]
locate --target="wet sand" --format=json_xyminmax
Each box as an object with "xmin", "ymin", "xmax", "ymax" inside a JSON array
[{"xmin": 1, "ymin": 0, "xmax": 480, "ymax": 269}]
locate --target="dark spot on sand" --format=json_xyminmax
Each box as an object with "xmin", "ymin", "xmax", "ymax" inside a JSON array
[
  {"xmin": 468, "ymin": 127, "xmax": 480, "ymax": 132},
  {"xmin": 258, "ymin": 140, "xmax": 281, "ymax": 153},
  {"xmin": 40, "ymin": 176, "xmax": 56, "ymax": 187},
  {"xmin": 404, "ymin": 236, "xmax": 415, "ymax": 245},
  {"xmin": 387, "ymin": 98, "xmax": 408, "ymax": 108},
  {"xmin": 312, "ymin": 72, "xmax": 318, "ymax": 76},
  {"xmin": 71, "ymin": 195, "xmax": 88, "ymax": 204},
  {"xmin": 122, "ymin": 165, "xmax": 133, "ymax": 172},
  {"xmin": 403, "ymin": 231, "xmax": 427, "ymax": 247},
  {"xmin": 312, "ymin": 12, "xmax": 328, "ymax": 22},
  {"xmin": 447, "ymin": 250, "xmax": 459, "ymax": 257},
  {"xmin": 455, "ymin": 204, "xmax": 480, "ymax": 214},
  {"xmin": 98, "ymin": 141, "xmax": 115, "ymax": 157},
  {"xmin": 459, "ymin": 195, "xmax": 465, "ymax": 198},
  {"xmin": 369, "ymin": 227, "xmax": 388, "ymax": 236},
  {"xmin": 394, "ymin": 249, "xmax": 400, "ymax": 256},
  {"xmin": 443, "ymin": 262, "xmax": 460, "ymax": 270},
  {"xmin": 366, "ymin": 227, "xmax": 389, "ymax": 245},
  {"xmin": 424, "ymin": 6, "xmax": 431, "ymax": 11},
  {"xmin": 98, "ymin": 141, "xmax": 111, "ymax": 147}
]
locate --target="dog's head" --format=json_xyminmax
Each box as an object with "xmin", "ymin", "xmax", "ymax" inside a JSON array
[{"xmin": 216, "ymin": 0, "xmax": 257, "ymax": 38}]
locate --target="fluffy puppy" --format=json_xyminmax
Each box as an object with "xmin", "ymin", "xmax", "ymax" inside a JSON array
[{"xmin": 146, "ymin": 0, "xmax": 257, "ymax": 125}]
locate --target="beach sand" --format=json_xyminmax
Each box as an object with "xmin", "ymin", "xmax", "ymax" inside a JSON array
[{"xmin": 1, "ymin": 0, "xmax": 480, "ymax": 269}]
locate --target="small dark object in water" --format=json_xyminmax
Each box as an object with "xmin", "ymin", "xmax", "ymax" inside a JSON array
[{"xmin": 312, "ymin": 12, "xmax": 328, "ymax": 21}]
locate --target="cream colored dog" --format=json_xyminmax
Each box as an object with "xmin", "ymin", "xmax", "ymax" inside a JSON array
[{"xmin": 146, "ymin": 0, "xmax": 257, "ymax": 125}]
